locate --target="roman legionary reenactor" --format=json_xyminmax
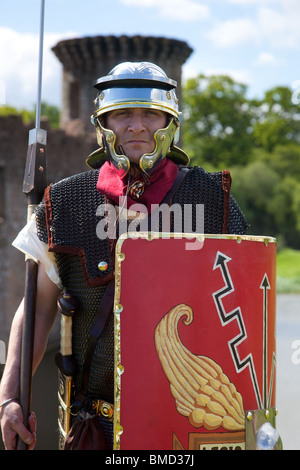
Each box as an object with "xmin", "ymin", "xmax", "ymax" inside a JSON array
[{"xmin": 0, "ymin": 62, "xmax": 281, "ymax": 450}]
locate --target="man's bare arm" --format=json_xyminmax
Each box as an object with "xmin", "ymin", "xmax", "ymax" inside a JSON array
[{"xmin": 0, "ymin": 263, "xmax": 60, "ymax": 450}]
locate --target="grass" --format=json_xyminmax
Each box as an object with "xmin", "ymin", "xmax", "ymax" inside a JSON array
[{"xmin": 277, "ymin": 248, "xmax": 300, "ymax": 293}]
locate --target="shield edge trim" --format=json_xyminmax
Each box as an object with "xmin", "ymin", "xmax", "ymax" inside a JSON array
[{"xmin": 113, "ymin": 232, "xmax": 276, "ymax": 450}]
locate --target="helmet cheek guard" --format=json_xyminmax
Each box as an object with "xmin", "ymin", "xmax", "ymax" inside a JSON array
[
  {"xmin": 93, "ymin": 113, "xmax": 181, "ymax": 176},
  {"xmin": 94, "ymin": 117, "xmax": 130, "ymax": 174},
  {"xmin": 139, "ymin": 117, "xmax": 180, "ymax": 174},
  {"xmin": 89, "ymin": 62, "xmax": 189, "ymax": 174}
]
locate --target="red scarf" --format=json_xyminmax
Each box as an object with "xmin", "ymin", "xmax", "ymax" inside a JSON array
[{"xmin": 96, "ymin": 159, "xmax": 178, "ymax": 212}]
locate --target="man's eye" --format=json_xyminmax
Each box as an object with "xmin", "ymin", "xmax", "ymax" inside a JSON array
[
  {"xmin": 146, "ymin": 109, "xmax": 165, "ymax": 118},
  {"xmin": 115, "ymin": 110, "xmax": 129, "ymax": 118},
  {"xmin": 145, "ymin": 110, "xmax": 158, "ymax": 117}
]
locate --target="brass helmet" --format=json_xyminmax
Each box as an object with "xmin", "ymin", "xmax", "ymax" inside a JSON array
[{"xmin": 89, "ymin": 61, "xmax": 189, "ymax": 175}]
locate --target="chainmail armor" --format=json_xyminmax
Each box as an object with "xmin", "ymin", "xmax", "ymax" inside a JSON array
[
  {"xmin": 171, "ymin": 167, "xmax": 247, "ymax": 234},
  {"xmin": 35, "ymin": 164, "xmax": 247, "ymax": 448}
]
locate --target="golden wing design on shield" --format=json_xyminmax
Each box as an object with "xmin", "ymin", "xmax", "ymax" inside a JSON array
[{"xmin": 154, "ymin": 304, "xmax": 245, "ymax": 431}]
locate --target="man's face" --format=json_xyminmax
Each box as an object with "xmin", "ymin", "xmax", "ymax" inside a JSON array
[{"xmin": 106, "ymin": 107, "xmax": 167, "ymax": 164}]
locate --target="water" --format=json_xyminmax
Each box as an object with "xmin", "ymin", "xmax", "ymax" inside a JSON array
[{"xmin": 276, "ymin": 294, "xmax": 300, "ymax": 450}]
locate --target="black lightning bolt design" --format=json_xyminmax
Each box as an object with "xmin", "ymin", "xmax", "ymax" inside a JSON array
[{"xmin": 212, "ymin": 251, "xmax": 263, "ymax": 409}]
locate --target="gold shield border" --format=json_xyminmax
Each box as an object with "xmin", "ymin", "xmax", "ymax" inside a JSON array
[{"xmin": 113, "ymin": 232, "xmax": 276, "ymax": 450}]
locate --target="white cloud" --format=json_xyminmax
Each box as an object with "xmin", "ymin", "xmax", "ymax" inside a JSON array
[
  {"xmin": 204, "ymin": 68, "xmax": 252, "ymax": 87},
  {"xmin": 120, "ymin": 0, "xmax": 210, "ymax": 21},
  {"xmin": 0, "ymin": 28, "xmax": 76, "ymax": 108},
  {"xmin": 225, "ymin": 0, "xmax": 280, "ymax": 4},
  {"xmin": 182, "ymin": 62, "xmax": 200, "ymax": 82},
  {"xmin": 182, "ymin": 57, "xmax": 253, "ymax": 83},
  {"xmin": 257, "ymin": 6, "xmax": 300, "ymax": 48},
  {"xmin": 206, "ymin": 18, "xmax": 258, "ymax": 47},
  {"xmin": 206, "ymin": 1, "xmax": 300, "ymax": 49},
  {"xmin": 182, "ymin": 61, "xmax": 252, "ymax": 88},
  {"xmin": 255, "ymin": 52, "xmax": 278, "ymax": 65}
]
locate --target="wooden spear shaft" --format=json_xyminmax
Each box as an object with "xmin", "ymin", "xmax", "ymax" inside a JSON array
[{"xmin": 17, "ymin": 0, "xmax": 47, "ymax": 450}]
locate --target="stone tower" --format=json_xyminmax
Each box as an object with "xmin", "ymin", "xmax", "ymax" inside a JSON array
[{"xmin": 52, "ymin": 35, "xmax": 193, "ymax": 134}]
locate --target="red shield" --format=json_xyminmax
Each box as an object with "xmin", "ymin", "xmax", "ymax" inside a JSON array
[{"xmin": 113, "ymin": 234, "xmax": 277, "ymax": 450}]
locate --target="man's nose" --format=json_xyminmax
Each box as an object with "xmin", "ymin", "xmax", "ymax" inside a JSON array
[{"xmin": 128, "ymin": 114, "xmax": 146, "ymax": 132}]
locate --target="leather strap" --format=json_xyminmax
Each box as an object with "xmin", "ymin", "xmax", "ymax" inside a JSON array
[
  {"xmin": 148, "ymin": 165, "xmax": 190, "ymax": 230},
  {"xmin": 72, "ymin": 279, "xmax": 115, "ymax": 409},
  {"xmin": 222, "ymin": 170, "xmax": 232, "ymax": 234},
  {"xmin": 161, "ymin": 165, "xmax": 190, "ymax": 205}
]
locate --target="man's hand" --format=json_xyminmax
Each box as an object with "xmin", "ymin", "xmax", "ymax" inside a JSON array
[
  {"xmin": 0, "ymin": 264, "xmax": 60, "ymax": 451},
  {"xmin": 0, "ymin": 401, "xmax": 37, "ymax": 450}
]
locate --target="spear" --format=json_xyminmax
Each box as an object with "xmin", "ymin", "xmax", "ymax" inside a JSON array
[{"xmin": 17, "ymin": 0, "xmax": 47, "ymax": 450}]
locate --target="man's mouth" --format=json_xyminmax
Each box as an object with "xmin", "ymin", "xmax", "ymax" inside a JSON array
[{"xmin": 127, "ymin": 140, "xmax": 148, "ymax": 144}]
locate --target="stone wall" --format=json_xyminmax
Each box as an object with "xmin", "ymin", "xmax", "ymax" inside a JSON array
[
  {"xmin": 0, "ymin": 115, "xmax": 98, "ymax": 449},
  {"xmin": 0, "ymin": 115, "xmax": 97, "ymax": 346}
]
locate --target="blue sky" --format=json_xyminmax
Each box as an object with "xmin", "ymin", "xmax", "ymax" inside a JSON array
[{"xmin": 1, "ymin": 0, "xmax": 299, "ymax": 109}]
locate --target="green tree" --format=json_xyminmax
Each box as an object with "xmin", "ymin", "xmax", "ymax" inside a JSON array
[
  {"xmin": 0, "ymin": 105, "xmax": 19, "ymax": 116},
  {"xmin": 231, "ymin": 160, "xmax": 300, "ymax": 248},
  {"xmin": 254, "ymin": 143, "xmax": 300, "ymax": 179},
  {"xmin": 182, "ymin": 76, "xmax": 300, "ymax": 248},
  {"xmin": 230, "ymin": 161, "xmax": 280, "ymax": 236},
  {"xmin": 182, "ymin": 74, "xmax": 254, "ymax": 169},
  {"xmin": 0, "ymin": 102, "xmax": 60, "ymax": 128},
  {"xmin": 40, "ymin": 102, "xmax": 60, "ymax": 128},
  {"xmin": 251, "ymin": 86, "xmax": 300, "ymax": 152}
]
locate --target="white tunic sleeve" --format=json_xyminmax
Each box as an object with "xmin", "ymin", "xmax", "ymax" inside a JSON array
[{"xmin": 12, "ymin": 217, "xmax": 62, "ymax": 289}]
